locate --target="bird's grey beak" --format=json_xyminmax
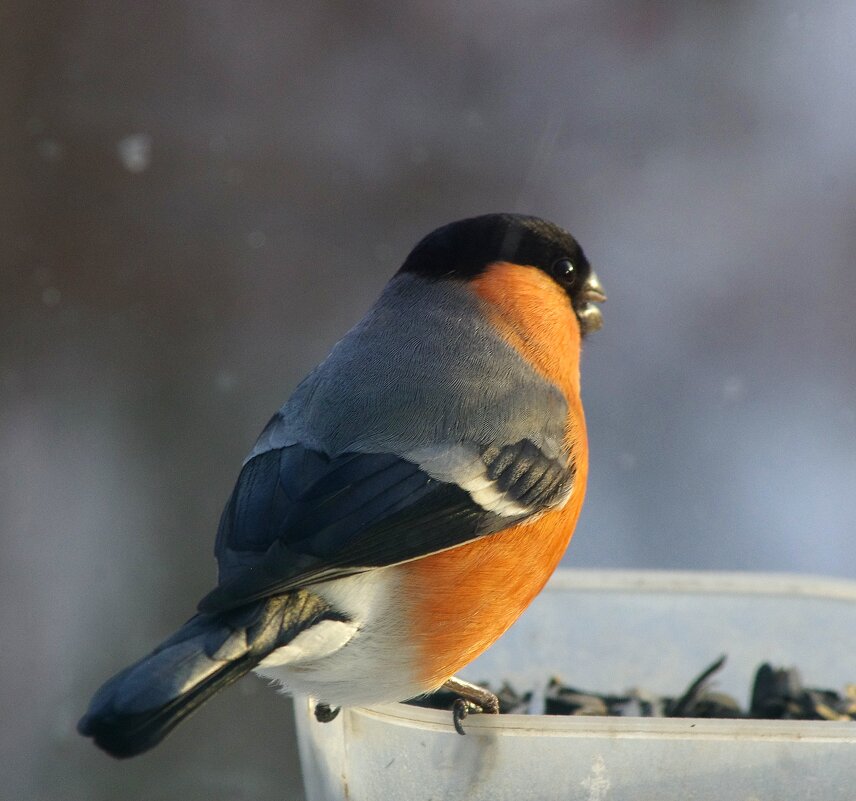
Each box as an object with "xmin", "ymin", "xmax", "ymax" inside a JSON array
[{"xmin": 575, "ymin": 271, "xmax": 606, "ymax": 335}]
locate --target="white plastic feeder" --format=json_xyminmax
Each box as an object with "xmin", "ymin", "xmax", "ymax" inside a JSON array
[{"xmin": 295, "ymin": 569, "xmax": 856, "ymax": 801}]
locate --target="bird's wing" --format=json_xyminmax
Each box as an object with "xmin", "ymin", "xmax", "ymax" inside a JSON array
[
  {"xmin": 199, "ymin": 273, "xmax": 575, "ymax": 613},
  {"xmin": 199, "ymin": 440, "xmax": 574, "ymax": 613}
]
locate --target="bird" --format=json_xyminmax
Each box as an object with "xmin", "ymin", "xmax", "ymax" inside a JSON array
[{"xmin": 78, "ymin": 212, "xmax": 606, "ymax": 758}]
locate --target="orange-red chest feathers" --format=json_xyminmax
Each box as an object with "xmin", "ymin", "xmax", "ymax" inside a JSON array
[{"xmin": 403, "ymin": 262, "xmax": 590, "ymax": 688}]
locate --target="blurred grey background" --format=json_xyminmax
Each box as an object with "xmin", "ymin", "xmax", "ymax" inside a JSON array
[{"xmin": 3, "ymin": 1, "xmax": 855, "ymax": 799}]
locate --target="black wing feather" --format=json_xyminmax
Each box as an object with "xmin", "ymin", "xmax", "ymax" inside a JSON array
[{"xmin": 200, "ymin": 441, "xmax": 571, "ymax": 613}]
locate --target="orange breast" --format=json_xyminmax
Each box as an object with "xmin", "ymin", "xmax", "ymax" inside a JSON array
[{"xmin": 402, "ymin": 262, "xmax": 589, "ymax": 688}]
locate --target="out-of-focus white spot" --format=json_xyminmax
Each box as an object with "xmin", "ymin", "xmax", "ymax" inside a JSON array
[
  {"xmin": 117, "ymin": 134, "xmax": 152, "ymax": 173},
  {"xmin": 38, "ymin": 139, "xmax": 64, "ymax": 162},
  {"xmin": 42, "ymin": 287, "xmax": 61, "ymax": 307},
  {"xmin": 215, "ymin": 370, "xmax": 237, "ymax": 392},
  {"xmin": 723, "ymin": 375, "xmax": 745, "ymax": 402},
  {"xmin": 247, "ymin": 230, "xmax": 266, "ymax": 249}
]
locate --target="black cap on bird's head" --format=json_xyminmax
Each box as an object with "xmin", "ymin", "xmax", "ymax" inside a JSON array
[{"xmin": 399, "ymin": 213, "xmax": 606, "ymax": 334}]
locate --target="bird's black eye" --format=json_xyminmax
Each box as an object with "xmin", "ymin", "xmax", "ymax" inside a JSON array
[{"xmin": 551, "ymin": 258, "xmax": 576, "ymax": 283}]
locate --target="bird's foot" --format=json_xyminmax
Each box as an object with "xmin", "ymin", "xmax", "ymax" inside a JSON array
[{"xmin": 442, "ymin": 676, "xmax": 500, "ymax": 735}]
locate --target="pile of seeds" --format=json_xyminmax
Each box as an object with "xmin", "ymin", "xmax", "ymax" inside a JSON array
[{"xmin": 406, "ymin": 657, "xmax": 856, "ymax": 721}]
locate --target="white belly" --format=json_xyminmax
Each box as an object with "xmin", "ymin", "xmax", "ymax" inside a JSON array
[{"xmin": 254, "ymin": 566, "xmax": 431, "ymax": 707}]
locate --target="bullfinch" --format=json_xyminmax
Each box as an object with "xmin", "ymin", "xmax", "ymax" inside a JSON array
[{"xmin": 78, "ymin": 212, "xmax": 606, "ymax": 757}]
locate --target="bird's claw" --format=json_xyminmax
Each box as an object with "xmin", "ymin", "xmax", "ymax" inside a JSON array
[
  {"xmin": 451, "ymin": 697, "xmax": 498, "ymax": 735},
  {"xmin": 452, "ymin": 698, "xmax": 474, "ymax": 735}
]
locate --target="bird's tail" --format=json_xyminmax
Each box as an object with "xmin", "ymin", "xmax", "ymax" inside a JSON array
[{"xmin": 78, "ymin": 590, "xmax": 339, "ymax": 758}]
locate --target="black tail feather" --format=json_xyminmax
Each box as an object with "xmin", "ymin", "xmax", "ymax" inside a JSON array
[
  {"xmin": 78, "ymin": 653, "xmax": 259, "ymax": 758},
  {"xmin": 78, "ymin": 590, "xmax": 340, "ymax": 758}
]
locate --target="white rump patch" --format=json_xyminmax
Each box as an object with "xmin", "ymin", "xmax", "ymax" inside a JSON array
[{"xmin": 257, "ymin": 619, "xmax": 359, "ymax": 668}]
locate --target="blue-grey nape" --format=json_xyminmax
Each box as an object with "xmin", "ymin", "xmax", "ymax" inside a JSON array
[{"xmin": 246, "ymin": 273, "xmax": 569, "ymax": 459}]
